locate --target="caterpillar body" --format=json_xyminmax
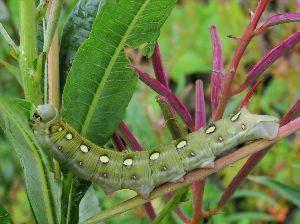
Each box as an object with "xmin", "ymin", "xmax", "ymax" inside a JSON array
[{"xmin": 31, "ymin": 104, "xmax": 279, "ymax": 198}]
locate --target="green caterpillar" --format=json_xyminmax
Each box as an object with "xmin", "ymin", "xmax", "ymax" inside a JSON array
[{"xmin": 30, "ymin": 104, "xmax": 279, "ymax": 198}]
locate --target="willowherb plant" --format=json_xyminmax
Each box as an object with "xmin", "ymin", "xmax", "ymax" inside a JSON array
[{"xmin": 0, "ymin": 1, "xmax": 299, "ymax": 224}]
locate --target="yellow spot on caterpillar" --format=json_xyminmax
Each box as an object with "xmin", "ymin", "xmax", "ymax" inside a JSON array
[
  {"xmin": 241, "ymin": 124, "xmax": 246, "ymax": 130},
  {"xmin": 231, "ymin": 111, "xmax": 241, "ymax": 122},
  {"xmin": 176, "ymin": 140, "xmax": 187, "ymax": 149},
  {"xmin": 162, "ymin": 166, "xmax": 167, "ymax": 171},
  {"xmin": 80, "ymin": 145, "xmax": 89, "ymax": 153},
  {"xmin": 100, "ymin": 155, "xmax": 109, "ymax": 163},
  {"xmin": 190, "ymin": 151, "xmax": 195, "ymax": 157},
  {"xmin": 206, "ymin": 125, "xmax": 216, "ymax": 134},
  {"xmin": 218, "ymin": 136, "xmax": 223, "ymax": 141},
  {"xmin": 58, "ymin": 126, "xmax": 63, "ymax": 132},
  {"xmin": 123, "ymin": 158, "xmax": 133, "ymax": 166},
  {"xmin": 150, "ymin": 152, "xmax": 160, "ymax": 161},
  {"xmin": 66, "ymin": 133, "xmax": 73, "ymax": 140},
  {"xmin": 132, "ymin": 175, "xmax": 137, "ymax": 180}
]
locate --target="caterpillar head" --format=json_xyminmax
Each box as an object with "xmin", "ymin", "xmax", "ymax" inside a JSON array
[{"xmin": 30, "ymin": 104, "xmax": 57, "ymax": 135}]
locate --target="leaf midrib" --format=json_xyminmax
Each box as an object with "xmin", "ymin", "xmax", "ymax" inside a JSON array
[{"xmin": 80, "ymin": 0, "xmax": 150, "ymax": 136}]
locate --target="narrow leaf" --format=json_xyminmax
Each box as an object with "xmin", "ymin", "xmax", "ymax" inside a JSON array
[
  {"xmin": 257, "ymin": 13, "xmax": 300, "ymax": 31},
  {"xmin": 249, "ymin": 176, "xmax": 300, "ymax": 208},
  {"xmin": 0, "ymin": 97, "xmax": 61, "ymax": 224},
  {"xmin": 60, "ymin": 0, "xmax": 105, "ymax": 89},
  {"xmin": 62, "ymin": 0, "xmax": 177, "ymax": 145}
]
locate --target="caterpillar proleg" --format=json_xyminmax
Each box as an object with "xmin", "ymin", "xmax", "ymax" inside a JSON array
[{"xmin": 30, "ymin": 104, "xmax": 279, "ymax": 197}]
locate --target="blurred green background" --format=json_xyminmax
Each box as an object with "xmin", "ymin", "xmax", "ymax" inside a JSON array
[{"xmin": 0, "ymin": 0, "xmax": 300, "ymax": 223}]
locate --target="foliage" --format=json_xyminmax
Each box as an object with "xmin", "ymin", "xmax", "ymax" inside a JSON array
[{"xmin": 0, "ymin": 0, "xmax": 299, "ymax": 224}]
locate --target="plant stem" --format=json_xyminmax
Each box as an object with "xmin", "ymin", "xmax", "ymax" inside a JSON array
[
  {"xmin": 19, "ymin": 0, "xmax": 42, "ymax": 105},
  {"xmin": 48, "ymin": 31, "xmax": 60, "ymax": 108},
  {"xmin": 214, "ymin": 0, "xmax": 270, "ymax": 120},
  {"xmin": 151, "ymin": 187, "xmax": 188, "ymax": 224},
  {"xmin": 43, "ymin": 0, "xmax": 63, "ymax": 54}
]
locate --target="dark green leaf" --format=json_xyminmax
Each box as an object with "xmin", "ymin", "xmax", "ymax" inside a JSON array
[
  {"xmin": 0, "ymin": 204, "xmax": 11, "ymax": 224},
  {"xmin": 62, "ymin": 0, "xmax": 177, "ymax": 145},
  {"xmin": 60, "ymin": 0, "xmax": 106, "ymax": 90},
  {"xmin": 249, "ymin": 176, "xmax": 300, "ymax": 207},
  {"xmin": 0, "ymin": 96, "xmax": 61, "ymax": 224}
]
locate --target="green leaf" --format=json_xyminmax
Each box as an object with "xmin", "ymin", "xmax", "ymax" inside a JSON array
[
  {"xmin": 79, "ymin": 187, "xmax": 101, "ymax": 223},
  {"xmin": 60, "ymin": 0, "xmax": 106, "ymax": 90},
  {"xmin": 0, "ymin": 96, "xmax": 61, "ymax": 224},
  {"xmin": 224, "ymin": 212, "xmax": 275, "ymax": 223},
  {"xmin": 62, "ymin": 0, "xmax": 177, "ymax": 145},
  {"xmin": 0, "ymin": 204, "xmax": 11, "ymax": 224},
  {"xmin": 249, "ymin": 176, "xmax": 300, "ymax": 207},
  {"xmin": 233, "ymin": 190, "xmax": 277, "ymax": 206}
]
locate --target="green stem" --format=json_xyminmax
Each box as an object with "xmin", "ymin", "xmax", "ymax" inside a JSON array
[
  {"xmin": 19, "ymin": 0, "xmax": 42, "ymax": 105},
  {"xmin": 151, "ymin": 187, "xmax": 188, "ymax": 224}
]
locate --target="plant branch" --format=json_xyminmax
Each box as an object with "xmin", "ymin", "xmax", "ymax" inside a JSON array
[
  {"xmin": 214, "ymin": 0, "xmax": 270, "ymax": 120},
  {"xmin": 83, "ymin": 118, "xmax": 300, "ymax": 224}
]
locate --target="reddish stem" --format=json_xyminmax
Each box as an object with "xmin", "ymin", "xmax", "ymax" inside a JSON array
[
  {"xmin": 241, "ymin": 78, "xmax": 264, "ymax": 109},
  {"xmin": 214, "ymin": 0, "xmax": 270, "ymax": 120}
]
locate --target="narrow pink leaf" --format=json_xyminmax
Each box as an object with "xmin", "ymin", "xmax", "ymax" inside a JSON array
[
  {"xmin": 130, "ymin": 65, "xmax": 195, "ymax": 131},
  {"xmin": 280, "ymin": 99, "xmax": 300, "ymax": 126},
  {"xmin": 245, "ymin": 30, "xmax": 300, "ymax": 85},
  {"xmin": 112, "ymin": 133, "xmax": 126, "ymax": 152},
  {"xmin": 195, "ymin": 80, "xmax": 206, "ymax": 129},
  {"xmin": 210, "ymin": 26, "xmax": 223, "ymax": 113},
  {"xmin": 257, "ymin": 13, "xmax": 300, "ymax": 31},
  {"xmin": 152, "ymin": 43, "xmax": 169, "ymax": 88},
  {"xmin": 118, "ymin": 121, "xmax": 142, "ymax": 151}
]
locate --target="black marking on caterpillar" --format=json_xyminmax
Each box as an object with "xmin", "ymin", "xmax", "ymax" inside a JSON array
[{"xmin": 30, "ymin": 104, "xmax": 279, "ymax": 198}]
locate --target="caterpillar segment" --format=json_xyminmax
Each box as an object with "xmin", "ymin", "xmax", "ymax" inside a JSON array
[{"xmin": 30, "ymin": 104, "xmax": 279, "ymax": 198}]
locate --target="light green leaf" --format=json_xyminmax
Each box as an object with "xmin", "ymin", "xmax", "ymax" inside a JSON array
[
  {"xmin": 0, "ymin": 97, "xmax": 61, "ymax": 224},
  {"xmin": 79, "ymin": 187, "xmax": 102, "ymax": 223},
  {"xmin": 249, "ymin": 176, "xmax": 300, "ymax": 207},
  {"xmin": 62, "ymin": 0, "xmax": 177, "ymax": 145},
  {"xmin": 0, "ymin": 204, "xmax": 11, "ymax": 224},
  {"xmin": 224, "ymin": 212, "xmax": 275, "ymax": 223},
  {"xmin": 60, "ymin": 0, "xmax": 106, "ymax": 90},
  {"xmin": 233, "ymin": 190, "xmax": 277, "ymax": 206}
]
